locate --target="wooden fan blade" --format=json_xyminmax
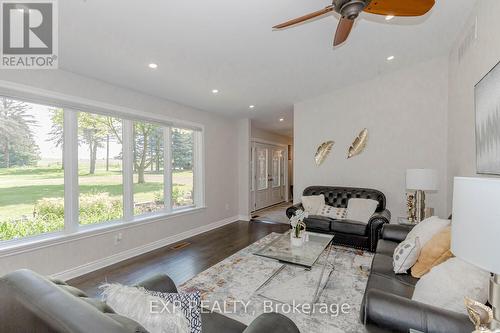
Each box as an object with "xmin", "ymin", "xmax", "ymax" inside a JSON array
[
  {"xmin": 333, "ymin": 17, "xmax": 354, "ymax": 46},
  {"xmin": 273, "ymin": 5, "xmax": 334, "ymax": 29},
  {"xmin": 364, "ymin": 0, "xmax": 435, "ymax": 17}
]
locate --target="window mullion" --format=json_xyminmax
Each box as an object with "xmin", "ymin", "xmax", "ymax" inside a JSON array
[
  {"xmin": 63, "ymin": 109, "xmax": 79, "ymax": 234},
  {"xmin": 164, "ymin": 127, "xmax": 172, "ymax": 213},
  {"xmin": 122, "ymin": 120, "xmax": 134, "ymax": 221}
]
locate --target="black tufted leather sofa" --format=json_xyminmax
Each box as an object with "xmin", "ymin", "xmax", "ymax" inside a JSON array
[
  {"xmin": 286, "ymin": 186, "xmax": 391, "ymax": 252},
  {"xmin": 0, "ymin": 269, "xmax": 300, "ymax": 333},
  {"xmin": 361, "ymin": 224, "xmax": 473, "ymax": 332}
]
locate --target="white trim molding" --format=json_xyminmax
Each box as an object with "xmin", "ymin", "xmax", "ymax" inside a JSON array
[{"xmin": 51, "ymin": 215, "xmax": 241, "ymax": 280}]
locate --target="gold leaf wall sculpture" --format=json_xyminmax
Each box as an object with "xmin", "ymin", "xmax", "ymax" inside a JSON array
[
  {"xmin": 347, "ymin": 128, "xmax": 368, "ymax": 159},
  {"xmin": 314, "ymin": 141, "xmax": 335, "ymax": 166}
]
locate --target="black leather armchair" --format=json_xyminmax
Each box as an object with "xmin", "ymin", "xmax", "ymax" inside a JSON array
[
  {"xmin": 286, "ymin": 186, "xmax": 391, "ymax": 252},
  {"xmin": 361, "ymin": 224, "xmax": 474, "ymax": 333},
  {"xmin": 0, "ymin": 269, "xmax": 300, "ymax": 333}
]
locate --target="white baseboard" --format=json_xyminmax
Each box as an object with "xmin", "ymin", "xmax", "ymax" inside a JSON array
[
  {"xmin": 238, "ymin": 214, "xmax": 251, "ymax": 221},
  {"xmin": 52, "ymin": 216, "xmax": 240, "ymax": 281}
]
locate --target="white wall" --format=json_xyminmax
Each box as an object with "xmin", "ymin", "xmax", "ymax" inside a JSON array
[
  {"xmin": 447, "ymin": 0, "xmax": 500, "ymax": 211},
  {"xmin": 237, "ymin": 119, "xmax": 251, "ymax": 219},
  {"xmin": 251, "ymin": 126, "xmax": 292, "ymax": 146},
  {"xmin": 294, "ymin": 57, "xmax": 449, "ymax": 220},
  {"xmin": 0, "ymin": 70, "xmax": 240, "ymax": 278}
]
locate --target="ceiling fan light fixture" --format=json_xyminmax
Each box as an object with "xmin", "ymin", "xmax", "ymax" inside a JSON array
[
  {"xmin": 212, "ymin": 89, "xmax": 219, "ymax": 94},
  {"xmin": 386, "ymin": 55, "xmax": 395, "ymax": 61},
  {"xmin": 273, "ymin": 0, "xmax": 435, "ymax": 47},
  {"xmin": 339, "ymin": 0, "xmax": 367, "ymax": 19}
]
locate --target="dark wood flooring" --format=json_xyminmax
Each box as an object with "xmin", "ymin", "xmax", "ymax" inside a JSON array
[{"xmin": 69, "ymin": 220, "xmax": 289, "ymax": 297}]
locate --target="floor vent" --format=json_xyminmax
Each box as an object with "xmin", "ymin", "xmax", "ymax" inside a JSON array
[{"xmin": 171, "ymin": 242, "xmax": 190, "ymax": 250}]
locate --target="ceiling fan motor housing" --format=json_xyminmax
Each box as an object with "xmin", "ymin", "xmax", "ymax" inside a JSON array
[{"xmin": 336, "ymin": 0, "xmax": 370, "ymax": 19}]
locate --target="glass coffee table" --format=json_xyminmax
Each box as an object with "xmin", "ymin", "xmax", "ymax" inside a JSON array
[{"xmin": 253, "ymin": 230, "xmax": 335, "ymax": 304}]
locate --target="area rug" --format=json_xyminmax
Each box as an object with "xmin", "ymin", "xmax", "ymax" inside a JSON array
[{"xmin": 180, "ymin": 233, "xmax": 374, "ymax": 333}]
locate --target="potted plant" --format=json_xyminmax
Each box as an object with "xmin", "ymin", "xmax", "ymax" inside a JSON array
[{"xmin": 290, "ymin": 209, "xmax": 308, "ymax": 246}]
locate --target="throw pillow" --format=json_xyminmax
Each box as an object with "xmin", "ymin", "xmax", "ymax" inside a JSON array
[
  {"xmin": 411, "ymin": 226, "xmax": 453, "ymax": 278},
  {"xmin": 406, "ymin": 216, "xmax": 450, "ymax": 247},
  {"xmin": 100, "ymin": 283, "xmax": 195, "ymax": 333},
  {"xmin": 301, "ymin": 194, "xmax": 325, "ymax": 214},
  {"xmin": 147, "ymin": 290, "xmax": 202, "ymax": 333},
  {"xmin": 345, "ymin": 198, "xmax": 378, "ymax": 223},
  {"xmin": 317, "ymin": 204, "xmax": 347, "ymax": 219},
  {"xmin": 393, "ymin": 237, "xmax": 421, "ymax": 274},
  {"xmin": 412, "ymin": 257, "xmax": 490, "ymax": 315}
]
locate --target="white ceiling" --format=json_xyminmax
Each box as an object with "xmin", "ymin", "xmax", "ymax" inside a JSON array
[{"xmin": 59, "ymin": 0, "xmax": 477, "ymax": 136}]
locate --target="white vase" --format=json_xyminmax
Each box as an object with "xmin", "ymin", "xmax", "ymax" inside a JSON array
[{"xmin": 290, "ymin": 233, "xmax": 304, "ymax": 246}]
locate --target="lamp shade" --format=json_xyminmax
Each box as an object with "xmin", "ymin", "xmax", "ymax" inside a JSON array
[
  {"xmin": 406, "ymin": 169, "xmax": 438, "ymax": 191},
  {"xmin": 451, "ymin": 177, "xmax": 500, "ymax": 274}
]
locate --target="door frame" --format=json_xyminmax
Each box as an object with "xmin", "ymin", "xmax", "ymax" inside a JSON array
[{"xmin": 250, "ymin": 138, "xmax": 289, "ymax": 212}]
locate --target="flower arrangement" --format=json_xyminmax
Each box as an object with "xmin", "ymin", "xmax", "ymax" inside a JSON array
[{"xmin": 290, "ymin": 209, "xmax": 308, "ymax": 239}]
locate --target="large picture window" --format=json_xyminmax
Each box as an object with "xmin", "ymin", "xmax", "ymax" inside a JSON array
[
  {"xmin": 78, "ymin": 112, "xmax": 123, "ymax": 225},
  {"xmin": 172, "ymin": 128, "xmax": 194, "ymax": 209},
  {"xmin": 133, "ymin": 121, "xmax": 164, "ymax": 215},
  {"xmin": 0, "ymin": 98, "xmax": 64, "ymax": 241},
  {"xmin": 0, "ymin": 95, "xmax": 203, "ymax": 244}
]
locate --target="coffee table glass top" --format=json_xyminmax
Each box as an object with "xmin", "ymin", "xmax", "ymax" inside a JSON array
[{"xmin": 254, "ymin": 231, "xmax": 334, "ymax": 268}]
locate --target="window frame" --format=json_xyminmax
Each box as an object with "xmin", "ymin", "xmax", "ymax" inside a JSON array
[{"xmin": 0, "ymin": 84, "xmax": 206, "ymax": 250}]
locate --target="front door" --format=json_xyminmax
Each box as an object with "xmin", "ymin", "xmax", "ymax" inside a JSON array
[{"xmin": 254, "ymin": 143, "xmax": 286, "ymax": 210}]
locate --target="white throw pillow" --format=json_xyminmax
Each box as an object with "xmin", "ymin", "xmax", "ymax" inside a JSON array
[
  {"xmin": 345, "ymin": 198, "xmax": 379, "ymax": 223},
  {"xmin": 100, "ymin": 284, "xmax": 190, "ymax": 333},
  {"xmin": 406, "ymin": 216, "xmax": 450, "ymax": 247},
  {"xmin": 316, "ymin": 204, "xmax": 347, "ymax": 219},
  {"xmin": 412, "ymin": 258, "xmax": 490, "ymax": 315},
  {"xmin": 301, "ymin": 194, "xmax": 325, "ymax": 214},
  {"xmin": 393, "ymin": 237, "xmax": 421, "ymax": 274}
]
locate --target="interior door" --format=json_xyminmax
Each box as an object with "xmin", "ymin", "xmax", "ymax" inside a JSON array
[
  {"xmin": 270, "ymin": 148, "xmax": 285, "ymax": 204},
  {"xmin": 254, "ymin": 143, "xmax": 286, "ymax": 210}
]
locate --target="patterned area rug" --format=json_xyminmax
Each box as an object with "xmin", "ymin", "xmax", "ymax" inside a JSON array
[{"xmin": 180, "ymin": 233, "xmax": 374, "ymax": 333}]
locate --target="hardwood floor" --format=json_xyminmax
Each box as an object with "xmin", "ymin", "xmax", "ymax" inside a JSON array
[{"xmin": 69, "ymin": 220, "xmax": 289, "ymax": 297}]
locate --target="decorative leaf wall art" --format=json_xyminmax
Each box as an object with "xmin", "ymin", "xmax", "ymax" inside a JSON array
[
  {"xmin": 315, "ymin": 140, "xmax": 335, "ymax": 166},
  {"xmin": 347, "ymin": 128, "xmax": 368, "ymax": 159}
]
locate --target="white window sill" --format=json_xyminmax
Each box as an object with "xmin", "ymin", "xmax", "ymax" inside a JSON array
[{"xmin": 0, "ymin": 206, "xmax": 207, "ymax": 258}]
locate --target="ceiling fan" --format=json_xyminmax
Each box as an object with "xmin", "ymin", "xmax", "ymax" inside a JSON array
[{"xmin": 273, "ymin": 0, "xmax": 435, "ymax": 46}]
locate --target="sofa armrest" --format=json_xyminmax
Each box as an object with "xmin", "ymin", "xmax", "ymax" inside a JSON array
[
  {"xmin": 243, "ymin": 313, "xmax": 300, "ymax": 333},
  {"xmin": 367, "ymin": 209, "xmax": 391, "ymax": 252},
  {"xmin": 363, "ymin": 289, "xmax": 473, "ymax": 333},
  {"xmin": 381, "ymin": 224, "xmax": 414, "ymax": 243},
  {"xmin": 134, "ymin": 274, "xmax": 178, "ymax": 293},
  {"xmin": 286, "ymin": 203, "xmax": 304, "ymax": 219}
]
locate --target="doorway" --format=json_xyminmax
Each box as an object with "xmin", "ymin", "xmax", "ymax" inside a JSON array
[{"xmin": 251, "ymin": 142, "xmax": 288, "ymax": 211}]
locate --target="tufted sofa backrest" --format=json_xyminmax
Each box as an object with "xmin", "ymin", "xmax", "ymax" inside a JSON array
[{"xmin": 302, "ymin": 186, "xmax": 386, "ymax": 212}]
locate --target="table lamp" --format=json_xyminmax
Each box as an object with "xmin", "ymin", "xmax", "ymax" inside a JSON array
[
  {"xmin": 406, "ymin": 169, "xmax": 438, "ymax": 222},
  {"xmin": 451, "ymin": 177, "xmax": 500, "ymax": 330}
]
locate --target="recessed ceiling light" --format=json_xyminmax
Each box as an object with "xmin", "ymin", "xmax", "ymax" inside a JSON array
[
  {"xmin": 279, "ymin": 118, "xmax": 284, "ymax": 122},
  {"xmin": 385, "ymin": 15, "xmax": 394, "ymax": 21},
  {"xmin": 386, "ymin": 55, "xmax": 395, "ymax": 61},
  {"xmin": 212, "ymin": 89, "xmax": 219, "ymax": 94},
  {"xmin": 249, "ymin": 105, "xmax": 255, "ymax": 109},
  {"xmin": 148, "ymin": 63, "xmax": 158, "ymax": 69}
]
